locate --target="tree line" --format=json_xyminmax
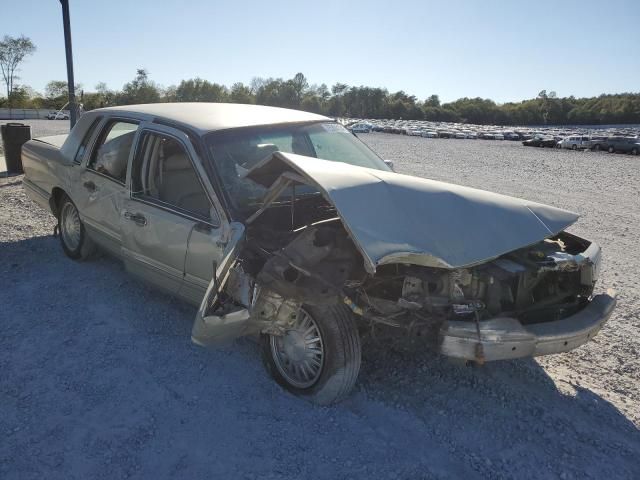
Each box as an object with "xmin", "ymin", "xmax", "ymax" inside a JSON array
[{"xmin": 2, "ymin": 66, "xmax": 639, "ymax": 126}]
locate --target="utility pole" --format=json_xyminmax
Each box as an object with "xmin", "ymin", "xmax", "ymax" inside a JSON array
[{"xmin": 60, "ymin": 0, "xmax": 77, "ymax": 128}]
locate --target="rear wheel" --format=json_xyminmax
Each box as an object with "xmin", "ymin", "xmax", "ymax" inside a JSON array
[
  {"xmin": 58, "ymin": 195, "xmax": 95, "ymax": 260},
  {"xmin": 572, "ymin": 144, "xmax": 577, "ymax": 150},
  {"xmin": 631, "ymin": 147, "xmax": 638, "ymax": 156},
  {"xmin": 593, "ymin": 144, "xmax": 601, "ymax": 151},
  {"xmin": 608, "ymin": 146, "xmax": 615, "ymax": 153},
  {"xmin": 261, "ymin": 304, "xmax": 361, "ymax": 405}
]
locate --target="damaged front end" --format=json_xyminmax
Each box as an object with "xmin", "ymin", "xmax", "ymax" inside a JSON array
[{"xmin": 192, "ymin": 152, "xmax": 615, "ymax": 362}]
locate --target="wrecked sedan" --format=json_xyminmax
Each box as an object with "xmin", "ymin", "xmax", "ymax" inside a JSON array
[{"xmin": 21, "ymin": 103, "xmax": 616, "ymax": 404}]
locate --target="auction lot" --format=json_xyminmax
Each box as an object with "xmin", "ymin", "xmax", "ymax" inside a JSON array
[{"xmin": 1, "ymin": 128, "xmax": 639, "ymax": 479}]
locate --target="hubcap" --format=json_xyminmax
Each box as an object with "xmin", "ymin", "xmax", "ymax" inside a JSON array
[
  {"xmin": 270, "ymin": 309, "xmax": 324, "ymax": 389},
  {"xmin": 61, "ymin": 202, "xmax": 81, "ymax": 251}
]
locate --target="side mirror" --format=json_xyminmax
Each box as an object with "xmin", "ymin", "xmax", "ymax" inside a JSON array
[{"xmin": 384, "ymin": 159, "xmax": 395, "ymax": 171}]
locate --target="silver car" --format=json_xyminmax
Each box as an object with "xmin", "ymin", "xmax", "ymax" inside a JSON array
[{"xmin": 21, "ymin": 103, "xmax": 616, "ymax": 404}]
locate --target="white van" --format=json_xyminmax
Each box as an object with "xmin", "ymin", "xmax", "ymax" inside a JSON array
[{"xmin": 559, "ymin": 136, "xmax": 591, "ymax": 150}]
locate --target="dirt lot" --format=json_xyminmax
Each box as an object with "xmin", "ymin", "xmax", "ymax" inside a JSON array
[
  {"xmin": 0, "ymin": 119, "xmax": 70, "ymax": 156},
  {"xmin": 1, "ymin": 134, "xmax": 639, "ymax": 479}
]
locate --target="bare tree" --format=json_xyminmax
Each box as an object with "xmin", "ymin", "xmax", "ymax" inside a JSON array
[{"xmin": 0, "ymin": 35, "xmax": 36, "ymax": 108}]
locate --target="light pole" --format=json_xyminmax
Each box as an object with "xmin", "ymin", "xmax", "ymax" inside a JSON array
[{"xmin": 60, "ymin": 0, "xmax": 77, "ymax": 128}]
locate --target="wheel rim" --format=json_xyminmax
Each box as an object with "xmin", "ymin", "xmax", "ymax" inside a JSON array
[
  {"xmin": 61, "ymin": 202, "xmax": 81, "ymax": 251},
  {"xmin": 270, "ymin": 308, "xmax": 324, "ymax": 389}
]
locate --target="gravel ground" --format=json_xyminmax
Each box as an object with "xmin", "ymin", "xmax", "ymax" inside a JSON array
[{"xmin": 1, "ymin": 133, "xmax": 639, "ymax": 479}]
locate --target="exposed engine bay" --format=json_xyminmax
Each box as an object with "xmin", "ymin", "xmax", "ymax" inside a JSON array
[{"xmin": 201, "ymin": 191, "xmax": 600, "ymax": 349}]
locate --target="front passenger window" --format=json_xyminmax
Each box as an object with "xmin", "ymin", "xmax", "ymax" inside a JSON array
[{"xmin": 132, "ymin": 131, "xmax": 211, "ymax": 220}]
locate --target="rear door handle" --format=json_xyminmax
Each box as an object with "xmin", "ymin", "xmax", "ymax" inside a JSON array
[
  {"xmin": 123, "ymin": 211, "xmax": 147, "ymax": 226},
  {"xmin": 83, "ymin": 180, "xmax": 97, "ymax": 192}
]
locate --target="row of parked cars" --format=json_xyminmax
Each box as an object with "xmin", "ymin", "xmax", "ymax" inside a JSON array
[
  {"xmin": 348, "ymin": 122, "xmax": 525, "ymax": 140},
  {"xmin": 345, "ymin": 119, "xmax": 640, "ymax": 155},
  {"xmin": 523, "ymin": 135, "xmax": 640, "ymax": 154}
]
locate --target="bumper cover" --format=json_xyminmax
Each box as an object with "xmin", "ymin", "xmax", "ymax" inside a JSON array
[{"xmin": 439, "ymin": 290, "xmax": 616, "ymax": 362}]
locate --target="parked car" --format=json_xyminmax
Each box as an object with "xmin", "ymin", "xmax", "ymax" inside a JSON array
[
  {"xmin": 406, "ymin": 127, "xmax": 423, "ymax": 136},
  {"xmin": 558, "ymin": 136, "xmax": 591, "ymax": 150},
  {"xmin": 46, "ymin": 110, "xmax": 70, "ymax": 120},
  {"xmin": 421, "ymin": 131, "xmax": 438, "ymax": 138},
  {"xmin": 21, "ymin": 103, "xmax": 616, "ymax": 405},
  {"xmin": 604, "ymin": 136, "xmax": 640, "ymax": 154},
  {"xmin": 589, "ymin": 136, "xmax": 608, "ymax": 151},
  {"xmin": 503, "ymin": 131, "xmax": 520, "ymax": 141},
  {"xmin": 348, "ymin": 123, "xmax": 372, "ymax": 134},
  {"xmin": 522, "ymin": 136, "xmax": 557, "ymax": 148}
]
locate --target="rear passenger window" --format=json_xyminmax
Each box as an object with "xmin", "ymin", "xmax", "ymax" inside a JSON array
[
  {"xmin": 131, "ymin": 131, "xmax": 211, "ymax": 220},
  {"xmin": 74, "ymin": 117, "xmax": 101, "ymax": 164},
  {"xmin": 88, "ymin": 121, "xmax": 138, "ymax": 183}
]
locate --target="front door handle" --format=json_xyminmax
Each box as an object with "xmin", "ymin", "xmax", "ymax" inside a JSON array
[
  {"xmin": 123, "ymin": 211, "xmax": 147, "ymax": 226},
  {"xmin": 83, "ymin": 180, "xmax": 97, "ymax": 192}
]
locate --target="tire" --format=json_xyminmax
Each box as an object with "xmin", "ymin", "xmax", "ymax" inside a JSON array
[
  {"xmin": 608, "ymin": 146, "xmax": 615, "ymax": 153},
  {"xmin": 260, "ymin": 303, "xmax": 361, "ymax": 405},
  {"xmin": 57, "ymin": 194, "xmax": 96, "ymax": 260},
  {"xmin": 593, "ymin": 144, "xmax": 601, "ymax": 152},
  {"xmin": 572, "ymin": 144, "xmax": 577, "ymax": 150},
  {"xmin": 632, "ymin": 148, "xmax": 638, "ymax": 156}
]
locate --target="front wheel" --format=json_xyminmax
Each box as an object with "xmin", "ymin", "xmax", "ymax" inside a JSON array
[
  {"xmin": 261, "ymin": 304, "xmax": 361, "ymax": 405},
  {"xmin": 608, "ymin": 146, "xmax": 615, "ymax": 153},
  {"xmin": 58, "ymin": 195, "xmax": 96, "ymax": 260},
  {"xmin": 631, "ymin": 147, "xmax": 638, "ymax": 156}
]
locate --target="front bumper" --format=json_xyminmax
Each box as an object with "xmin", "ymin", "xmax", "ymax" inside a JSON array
[{"xmin": 439, "ymin": 290, "xmax": 616, "ymax": 362}]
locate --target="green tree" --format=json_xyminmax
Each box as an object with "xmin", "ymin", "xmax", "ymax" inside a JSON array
[
  {"xmin": 0, "ymin": 35, "xmax": 36, "ymax": 108},
  {"xmin": 229, "ymin": 82, "xmax": 254, "ymax": 104},
  {"xmin": 117, "ymin": 69, "xmax": 161, "ymax": 105},
  {"xmin": 174, "ymin": 78, "xmax": 228, "ymax": 102},
  {"xmin": 291, "ymin": 72, "xmax": 308, "ymax": 103},
  {"xmin": 424, "ymin": 94, "xmax": 440, "ymax": 107}
]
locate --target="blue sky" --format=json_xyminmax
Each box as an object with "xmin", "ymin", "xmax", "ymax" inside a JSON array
[{"xmin": 4, "ymin": 0, "xmax": 639, "ymax": 103}]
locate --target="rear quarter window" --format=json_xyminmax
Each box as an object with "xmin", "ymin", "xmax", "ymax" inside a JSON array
[{"xmin": 74, "ymin": 117, "xmax": 102, "ymax": 164}]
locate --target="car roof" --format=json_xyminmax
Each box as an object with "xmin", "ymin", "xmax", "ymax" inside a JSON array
[{"xmin": 92, "ymin": 102, "xmax": 331, "ymax": 134}]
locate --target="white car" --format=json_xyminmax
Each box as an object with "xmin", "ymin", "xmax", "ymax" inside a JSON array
[
  {"xmin": 349, "ymin": 123, "xmax": 372, "ymax": 134},
  {"xmin": 46, "ymin": 111, "xmax": 70, "ymax": 120},
  {"xmin": 421, "ymin": 131, "xmax": 438, "ymax": 138}
]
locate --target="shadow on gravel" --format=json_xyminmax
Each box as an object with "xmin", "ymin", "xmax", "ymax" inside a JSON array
[
  {"xmin": 357, "ymin": 338, "xmax": 640, "ymax": 478},
  {"xmin": 2, "ymin": 235, "xmax": 639, "ymax": 479}
]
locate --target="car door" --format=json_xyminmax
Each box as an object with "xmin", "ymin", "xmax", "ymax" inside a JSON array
[
  {"xmin": 120, "ymin": 122, "xmax": 227, "ymax": 300},
  {"xmin": 77, "ymin": 118, "xmax": 139, "ymax": 256}
]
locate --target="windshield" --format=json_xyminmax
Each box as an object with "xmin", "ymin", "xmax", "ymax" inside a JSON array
[{"xmin": 206, "ymin": 121, "xmax": 389, "ymax": 218}]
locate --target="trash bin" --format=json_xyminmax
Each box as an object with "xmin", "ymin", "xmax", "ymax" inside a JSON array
[{"xmin": 1, "ymin": 123, "xmax": 32, "ymax": 174}]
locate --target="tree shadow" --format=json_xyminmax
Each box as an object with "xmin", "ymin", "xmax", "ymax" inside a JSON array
[{"xmin": 355, "ymin": 333, "xmax": 640, "ymax": 477}]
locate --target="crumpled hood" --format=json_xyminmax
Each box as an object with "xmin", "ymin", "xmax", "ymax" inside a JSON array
[{"xmin": 247, "ymin": 152, "xmax": 579, "ymax": 274}]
